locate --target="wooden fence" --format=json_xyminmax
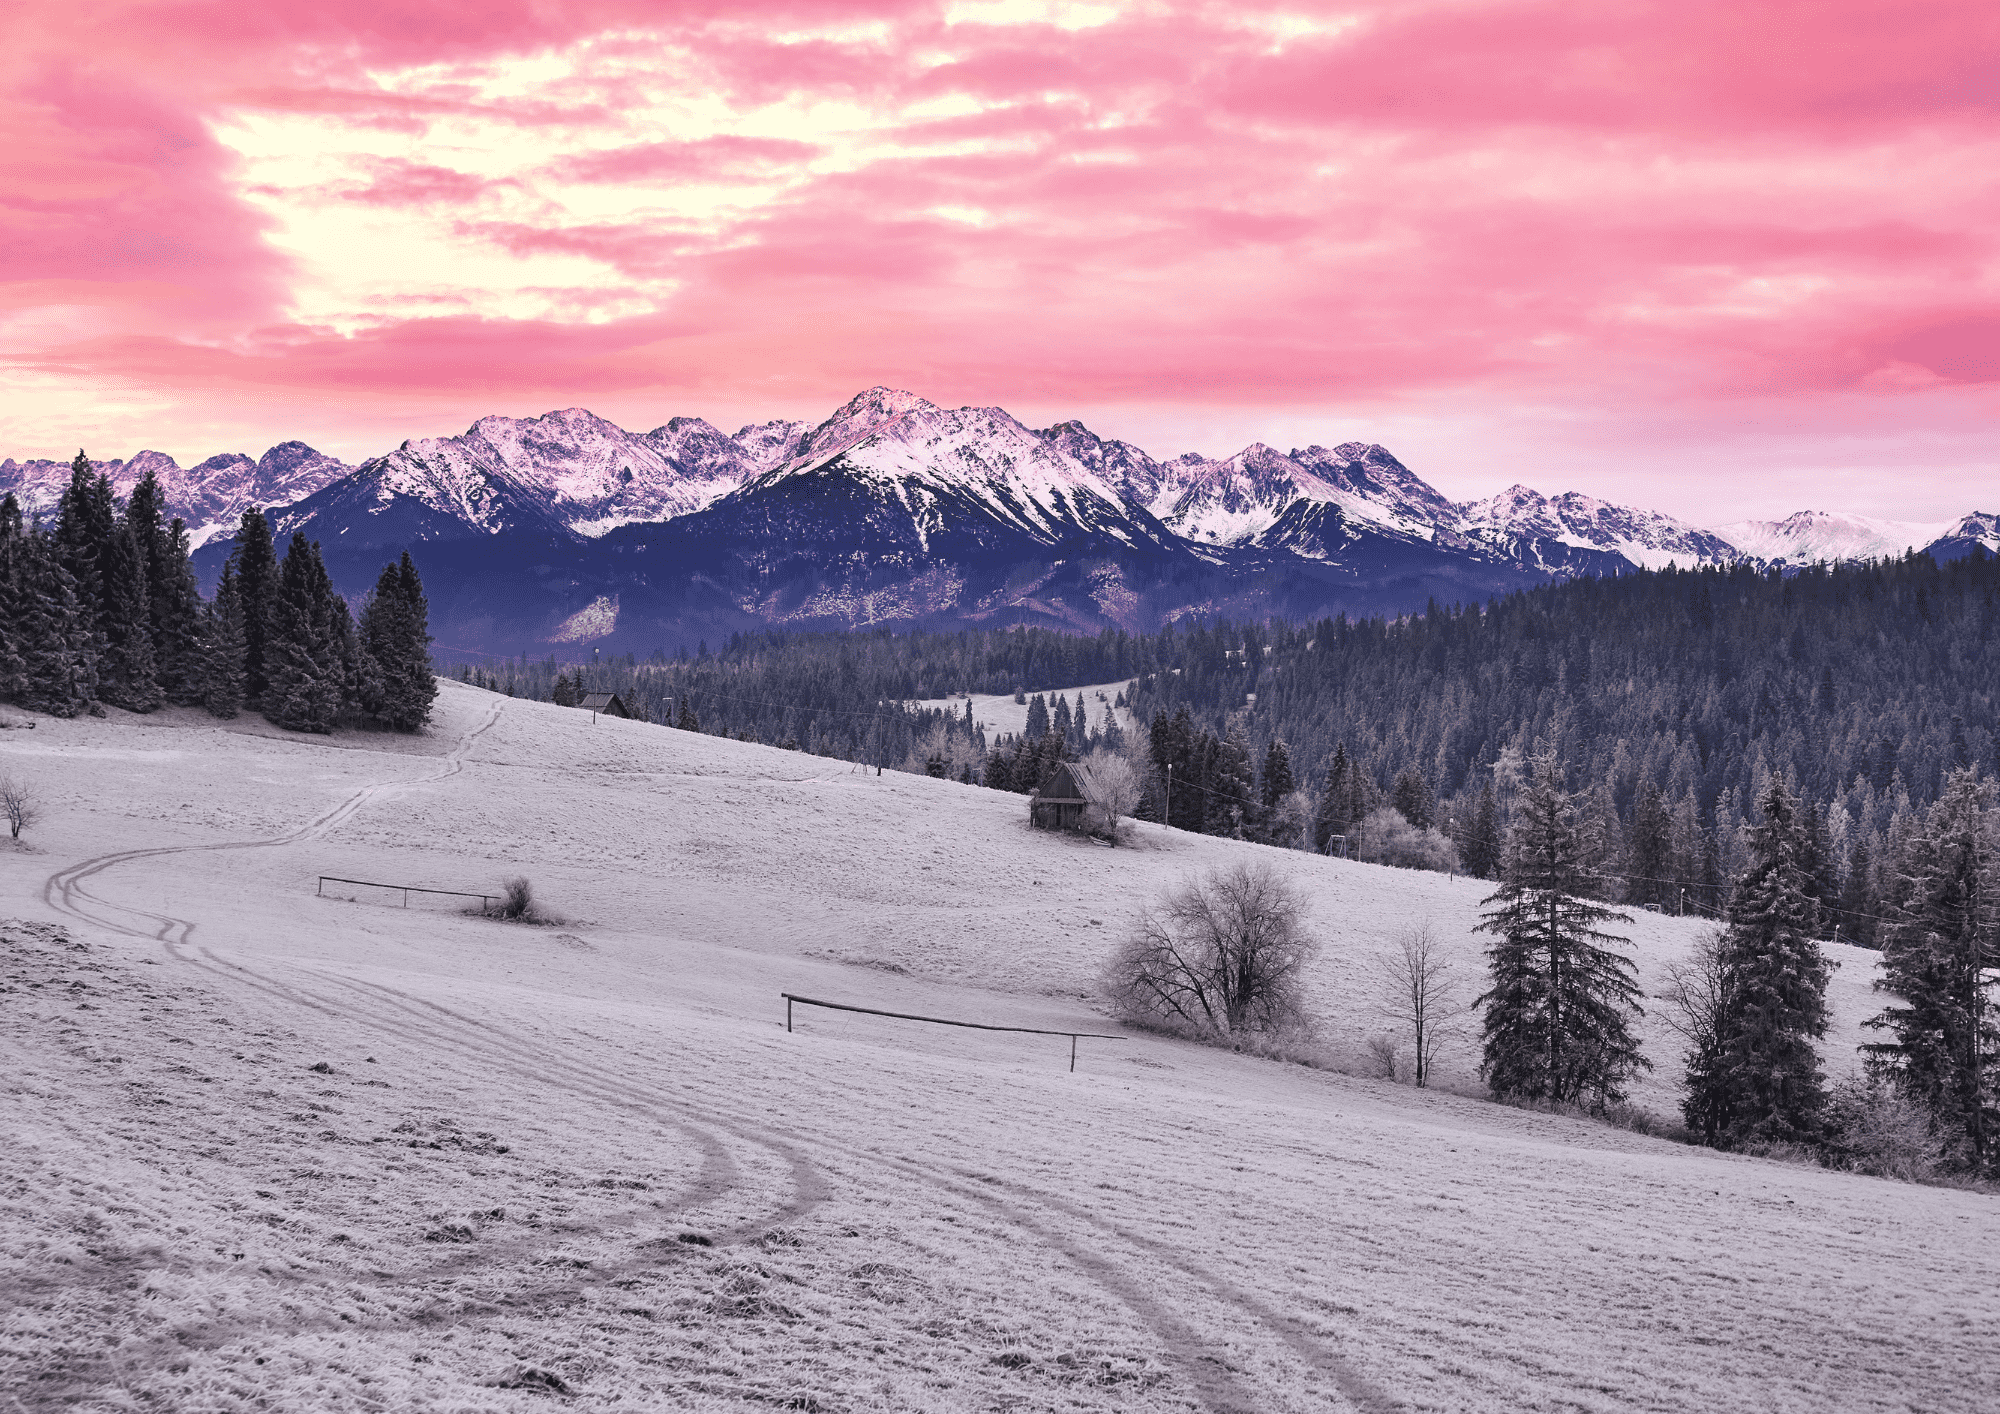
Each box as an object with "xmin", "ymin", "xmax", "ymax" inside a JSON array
[
  {"xmin": 781, "ymin": 992, "xmax": 1124, "ymax": 1072},
  {"xmin": 318, "ymin": 876, "xmax": 497, "ymax": 911}
]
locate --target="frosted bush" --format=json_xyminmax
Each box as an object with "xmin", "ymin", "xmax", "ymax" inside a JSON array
[{"xmin": 1351, "ymin": 806, "xmax": 1460, "ymax": 873}]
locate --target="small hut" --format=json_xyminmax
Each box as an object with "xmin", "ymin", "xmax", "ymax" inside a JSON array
[
  {"xmin": 577, "ymin": 691, "xmax": 633, "ymax": 720},
  {"xmin": 1029, "ymin": 759, "xmax": 1105, "ymax": 832}
]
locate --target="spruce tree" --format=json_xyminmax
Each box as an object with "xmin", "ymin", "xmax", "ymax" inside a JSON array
[
  {"xmin": 1838, "ymin": 838, "xmax": 1876, "ymax": 947},
  {"xmin": 1313, "ymin": 744, "xmax": 1353, "ymax": 854},
  {"xmin": 1475, "ymin": 753, "xmax": 1648, "ymax": 1107},
  {"xmin": 228, "ymin": 508, "xmax": 279, "ymax": 705},
  {"xmin": 51, "ymin": 452, "xmax": 112, "ymax": 628},
  {"xmin": 126, "ymin": 467, "xmax": 169, "ymax": 634},
  {"xmin": 17, "ymin": 534, "xmax": 98, "ymax": 716},
  {"xmin": 202, "ymin": 567, "xmax": 246, "ymax": 719},
  {"xmin": 1865, "ymin": 769, "xmax": 1999, "ymax": 1174},
  {"xmin": 263, "ymin": 535, "xmax": 345, "ymax": 733},
  {"xmin": 1207, "ymin": 728, "xmax": 1256, "ymax": 838},
  {"xmin": 1260, "ymin": 739, "xmax": 1295, "ymax": 821},
  {"xmin": 0, "ymin": 494, "xmax": 25, "ymax": 702},
  {"xmin": 156, "ymin": 519, "xmax": 207, "ymax": 704},
  {"xmin": 98, "ymin": 522, "xmax": 162, "ymax": 711},
  {"xmin": 1627, "ymin": 781, "xmax": 1672, "ymax": 908},
  {"xmin": 1025, "ymin": 693, "xmax": 1050, "ymax": 739},
  {"xmin": 1051, "ymin": 692, "xmax": 1073, "ymax": 743},
  {"xmin": 1392, "ymin": 768, "xmax": 1433, "ymax": 829},
  {"xmin": 1706, "ymin": 777, "xmax": 1835, "ymax": 1148},
  {"xmin": 1460, "ymin": 782, "xmax": 1502, "ymax": 880},
  {"xmin": 130, "ymin": 474, "xmax": 206, "ymax": 706}
]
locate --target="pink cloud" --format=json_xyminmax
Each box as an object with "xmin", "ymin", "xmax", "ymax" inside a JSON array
[
  {"xmin": 547, "ymin": 135, "xmax": 822, "ymax": 184},
  {"xmin": 2, "ymin": 0, "xmax": 1997, "ymax": 521},
  {"xmin": 341, "ymin": 158, "xmax": 501, "ymax": 208}
]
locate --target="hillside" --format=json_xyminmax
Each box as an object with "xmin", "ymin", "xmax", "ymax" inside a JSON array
[{"xmin": 2, "ymin": 683, "xmax": 1994, "ymax": 1412}]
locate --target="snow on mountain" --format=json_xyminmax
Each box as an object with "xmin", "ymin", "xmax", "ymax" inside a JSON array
[
  {"xmin": 732, "ymin": 418, "xmax": 810, "ymax": 472},
  {"xmin": 0, "ymin": 444, "xmax": 352, "ymax": 546},
  {"xmin": 1460, "ymin": 485, "xmax": 1738, "ymax": 572},
  {"xmin": 280, "ymin": 407, "xmax": 778, "ymax": 546},
  {"xmin": 1033, "ymin": 420, "xmax": 1174, "ymax": 507},
  {"xmin": 1924, "ymin": 511, "xmax": 2000, "ymax": 560},
  {"xmin": 1710, "ymin": 510, "xmax": 1949, "ymax": 564},
  {"xmin": 1147, "ymin": 444, "xmax": 1343, "ymax": 547},
  {"xmin": 739, "ymin": 387, "xmax": 1175, "ymax": 555},
  {"xmin": 1293, "ymin": 443, "xmax": 1466, "ymax": 533}
]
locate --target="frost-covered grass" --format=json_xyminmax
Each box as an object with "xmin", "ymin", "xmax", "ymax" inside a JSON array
[
  {"xmin": 2, "ymin": 682, "xmax": 1995, "ymax": 1412},
  {"xmin": 905, "ymin": 678, "xmax": 1136, "ymax": 743}
]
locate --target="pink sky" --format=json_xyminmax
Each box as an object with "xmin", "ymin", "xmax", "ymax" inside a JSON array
[{"xmin": 2, "ymin": 0, "xmax": 1995, "ymax": 523}]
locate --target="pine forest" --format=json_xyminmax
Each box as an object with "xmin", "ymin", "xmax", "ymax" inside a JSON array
[{"xmin": 0, "ymin": 453, "xmax": 436, "ymax": 735}]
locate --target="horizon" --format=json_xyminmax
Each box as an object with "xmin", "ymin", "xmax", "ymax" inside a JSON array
[{"xmin": 3, "ymin": 3, "xmax": 1996, "ymax": 524}]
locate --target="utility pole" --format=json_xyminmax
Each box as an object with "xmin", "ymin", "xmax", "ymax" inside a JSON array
[{"xmin": 1165, "ymin": 761, "xmax": 1173, "ymax": 830}]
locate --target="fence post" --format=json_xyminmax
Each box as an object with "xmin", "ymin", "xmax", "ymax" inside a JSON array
[
  {"xmin": 1070, "ymin": 1034, "xmax": 1077, "ymax": 1073},
  {"xmin": 787, "ymin": 996, "xmax": 794, "ymax": 1033}
]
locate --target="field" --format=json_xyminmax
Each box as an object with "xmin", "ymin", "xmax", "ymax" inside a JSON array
[
  {"xmin": 904, "ymin": 680, "xmax": 1137, "ymax": 744},
  {"xmin": 2, "ymin": 682, "xmax": 1994, "ymax": 1412}
]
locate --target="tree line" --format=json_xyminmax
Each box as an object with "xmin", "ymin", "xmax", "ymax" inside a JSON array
[
  {"xmin": 448, "ymin": 552, "xmax": 1996, "ymax": 945},
  {"xmin": 453, "ymin": 641, "xmax": 989, "ymax": 777},
  {"xmin": 1125, "ymin": 553, "xmax": 1999, "ymax": 944},
  {"xmin": 0, "ymin": 453, "xmax": 436, "ymax": 733}
]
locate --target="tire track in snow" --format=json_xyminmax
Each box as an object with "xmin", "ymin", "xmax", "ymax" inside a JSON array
[
  {"xmin": 32, "ymin": 696, "xmax": 789, "ymax": 1281},
  {"xmin": 40, "ymin": 695, "xmax": 508, "ymax": 949},
  {"xmin": 269, "ymin": 960, "xmax": 1388, "ymax": 1413},
  {"xmin": 201, "ymin": 952, "xmax": 815, "ymax": 1252}
]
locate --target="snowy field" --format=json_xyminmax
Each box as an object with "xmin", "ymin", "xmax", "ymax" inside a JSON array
[
  {"xmin": 905, "ymin": 680, "xmax": 1136, "ymax": 742},
  {"xmin": 2, "ymin": 681, "xmax": 1995, "ymax": 1412}
]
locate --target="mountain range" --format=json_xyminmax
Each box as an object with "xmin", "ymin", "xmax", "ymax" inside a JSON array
[{"xmin": 5, "ymin": 387, "xmax": 1993, "ymax": 654}]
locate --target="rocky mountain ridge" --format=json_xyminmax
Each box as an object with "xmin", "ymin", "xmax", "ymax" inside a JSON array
[
  {"xmin": 0, "ymin": 442, "xmax": 352, "ymax": 547},
  {"xmin": 10, "ymin": 388, "xmax": 1991, "ymax": 653}
]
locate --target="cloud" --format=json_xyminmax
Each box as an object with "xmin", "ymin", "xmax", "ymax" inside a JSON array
[{"xmin": 2, "ymin": 0, "xmax": 1997, "ymax": 521}]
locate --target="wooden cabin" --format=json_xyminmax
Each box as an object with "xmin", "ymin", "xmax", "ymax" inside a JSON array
[
  {"xmin": 1029, "ymin": 759, "xmax": 1104, "ymax": 832},
  {"xmin": 577, "ymin": 691, "xmax": 633, "ymax": 719}
]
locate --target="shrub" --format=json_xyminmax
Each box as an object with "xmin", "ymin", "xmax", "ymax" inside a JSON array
[
  {"xmin": 1821, "ymin": 1076, "xmax": 1945, "ymax": 1184},
  {"xmin": 1351, "ymin": 806, "xmax": 1460, "ymax": 873},
  {"xmin": 497, "ymin": 876, "xmax": 535, "ymax": 921},
  {"xmin": 1102, "ymin": 862, "xmax": 1317, "ymax": 1040}
]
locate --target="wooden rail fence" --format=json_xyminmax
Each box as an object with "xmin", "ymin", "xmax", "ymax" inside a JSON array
[
  {"xmin": 781, "ymin": 992, "xmax": 1124, "ymax": 1072},
  {"xmin": 318, "ymin": 876, "xmax": 496, "ymax": 911}
]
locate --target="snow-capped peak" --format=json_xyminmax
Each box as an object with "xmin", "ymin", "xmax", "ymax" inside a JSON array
[
  {"xmin": 794, "ymin": 387, "xmax": 941, "ymax": 463},
  {"xmin": 1710, "ymin": 510, "xmax": 1949, "ymax": 564},
  {"xmin": 1460, "ymin": 485, "xmax": 1738, "ymax": 571}
]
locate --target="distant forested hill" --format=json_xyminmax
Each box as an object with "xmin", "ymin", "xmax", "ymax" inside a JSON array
[{"xmin": 450, "ymin": 550, "xmax": 1998, "ymax": 942}]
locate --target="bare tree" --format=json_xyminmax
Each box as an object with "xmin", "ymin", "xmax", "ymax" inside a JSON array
[
  {"xmin": 1373, "ymin": 923, "xmax": 1463, "ymax": 1086},
  {"xmin": 1081, "ymin": 748, "xmax": 1141, "ymax": 838},
  {"xmin": 1103, "ymin": 862, "xmax": 1317, "ymax": 1038},
  {"xmin": 1658, "ymin": 929, "xmax": 1733, "ymax": 1144},
  {"xmin": 1, "ymin": 775, "xmax": 36, "ymax": 841}
]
